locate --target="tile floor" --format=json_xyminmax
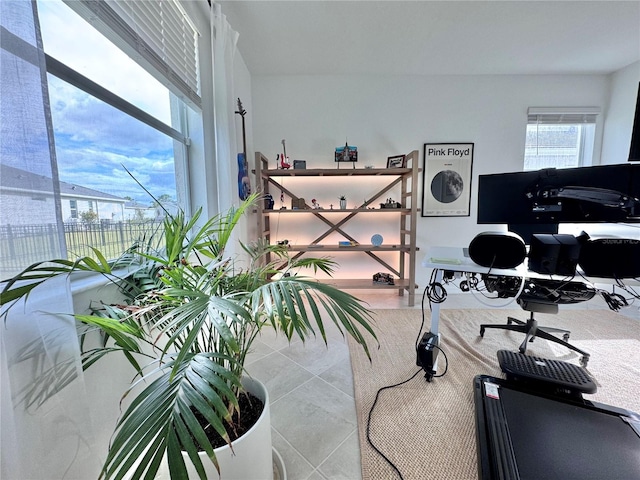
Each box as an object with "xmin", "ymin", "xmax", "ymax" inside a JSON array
[{"xmin": 245, "ymin": 289, "xmax": 640, "ymax": 480}]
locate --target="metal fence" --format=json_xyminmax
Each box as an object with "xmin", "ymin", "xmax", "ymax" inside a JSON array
[{"xmin": 1, "ymin": 221, "xmax": 164, "ymax": 279}]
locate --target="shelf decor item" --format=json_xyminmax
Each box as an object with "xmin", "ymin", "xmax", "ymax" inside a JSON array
[
  {"xmin": 373, "ymin": 272, "xmax": 395, "ymax": 285},
  {"xmin": 339, "ymin": 195, "xmax": 347, "ymax": 209},
  {"xmin": 335, "ymin": 142, "xmax": 358, "ymax": 169},
  {"xmin": 381, "ymin": 197, "xmax": 401, "ymax": 209},
  {"xmin": 386, "ymin": 155, "xmax": 406, "ymax": 168}
]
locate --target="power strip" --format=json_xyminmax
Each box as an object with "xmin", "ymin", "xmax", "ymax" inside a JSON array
[{"xmin": 416, "ymin": 332, "xmax": 439, "ymax": 382}]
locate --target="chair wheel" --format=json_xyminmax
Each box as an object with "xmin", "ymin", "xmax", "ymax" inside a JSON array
[
  {"xmin": 580, "ymin": 356, "xmax": 589, "ymax": 368},
  {"xmin": 480, "ymin": 327, "xmax": 485, "ymax": 337},
  {"xmin": 507, "ymin": 318, "xmax": 513, "ymax": 325},
  {"xmin": 563, "ymin": 333, "xmax": 570, "ymax": 342}
]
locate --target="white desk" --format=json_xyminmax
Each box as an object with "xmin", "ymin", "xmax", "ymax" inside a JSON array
[
  {"xmin": 421, "ymin": 246, "xmax": 528, "ymax": 335},
  {"xmin": 421, "ymin": 245, "xmax": 637, "ymax": 334}
]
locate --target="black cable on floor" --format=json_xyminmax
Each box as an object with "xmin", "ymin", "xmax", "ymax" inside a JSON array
[
  {"xmin": 365, "ymin": 368, "xmax": 423, "ymax": 480},
  {"xmin": 365, "ymin": 282, "xmax": 451, "ymax": 478}
]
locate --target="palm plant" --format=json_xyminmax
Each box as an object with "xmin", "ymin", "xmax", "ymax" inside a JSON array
[{"xmin": 1, "ymin": 192, "xmax": 377, "ymax": 480}]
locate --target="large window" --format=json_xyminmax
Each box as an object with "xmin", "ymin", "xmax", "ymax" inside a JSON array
[
  {"xmin": 1, "ymin": 0, "xmax": 201, "ymax": 278},
  {"xmin": 524, "ymin": 107, "xmax": 599, "ymax": 171}
]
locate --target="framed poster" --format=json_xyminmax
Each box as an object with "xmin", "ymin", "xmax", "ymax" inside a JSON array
[{"xmin": 422, "ymin": 143, "xmax": 474, "ymax": 217}]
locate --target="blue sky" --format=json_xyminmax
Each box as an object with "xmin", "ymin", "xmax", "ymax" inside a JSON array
[{"xmin": 38, "ymin": 0, "xmax": 178, "ymax": 204}]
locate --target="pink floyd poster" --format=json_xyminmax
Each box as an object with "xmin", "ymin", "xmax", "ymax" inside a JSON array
[{"xmin": 422, "ymin": 143, "xmax": 474, "ymax": 217}]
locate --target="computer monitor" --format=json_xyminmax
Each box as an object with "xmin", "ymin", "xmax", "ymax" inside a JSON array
[
  {"xmin": 629, "ymin": 81, "xmax": 640, "ymax": 162},
  {"xmin": 477, "ymin": 164, "xmax": 640, "ymax": 242}
]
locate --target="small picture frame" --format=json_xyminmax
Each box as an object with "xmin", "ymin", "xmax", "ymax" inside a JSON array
[{"xmin": 386, "ymin": 155, "xmax": 405, "ymax": 168}]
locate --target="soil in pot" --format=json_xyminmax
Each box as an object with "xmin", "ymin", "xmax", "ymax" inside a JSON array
[{"xmin": 192, "ymin": 391, "xmax": 264, "ymax": 448}]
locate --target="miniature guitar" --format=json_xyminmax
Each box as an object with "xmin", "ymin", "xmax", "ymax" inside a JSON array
[{"xmin": 280, "ymin": 139, "xmax": 290, "ymax": 169}]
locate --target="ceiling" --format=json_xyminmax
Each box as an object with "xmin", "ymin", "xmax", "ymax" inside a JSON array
[{"xmin": 218, "ymin": 1, "xmax": 640, "ymax": 76}]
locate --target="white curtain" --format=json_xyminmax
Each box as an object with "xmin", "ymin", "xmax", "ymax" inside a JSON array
[
  {"xmin": 0, "ymin": 0, "xmax": 66, "ymax": 279},
  {"xmin": 1, "ymin": 276, "xmax": 102, "ymax": 479},
  {"xmin": 211, "ymin": 2, "xmax": 239, "ymax": 215},
  {"xmin": 1, "ymin": 2, "xmax": 101, "ymax": 478}
]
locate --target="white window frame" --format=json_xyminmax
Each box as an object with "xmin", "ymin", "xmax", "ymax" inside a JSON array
[
  {"xmin": 43, "ymin": 0, "xmax": 202, "ymax": 217},
  {"xmin": 525, "ymin": 107, "xmax": 601, "ymax": 171}
]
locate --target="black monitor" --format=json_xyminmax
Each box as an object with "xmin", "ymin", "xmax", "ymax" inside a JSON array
[
  {"xmin": 629, "ymin": 81, "xmax": 640, "ymax": 162},
  {"xmin": 477, "ymin": 164, "xmax": 640, "ymax": 242}
]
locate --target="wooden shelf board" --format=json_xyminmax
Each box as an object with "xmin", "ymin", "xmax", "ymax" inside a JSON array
[
  {"xmin": 263, "ymin": 208, "xmax": 411, "ymax": 214},
  {"xmin": 314, "ymin": 278, "xmax": 417, "ymax": 289},
  {"xmin": 286, "ymin": 244, "xmax": 416, "ymax": 252},
  {"xmin": 261, "ymin": 168, "xmax": 411, "ymax": 177}
]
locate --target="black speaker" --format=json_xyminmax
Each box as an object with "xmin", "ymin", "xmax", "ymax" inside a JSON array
[
  {"xmin": 578, "ymin": 239, "xmax": 640, "ymax": 278},
  {"xmin": 468, "ymin": 232, "xmax": 526, "ymax": 269},
  {"xmin": 528, "ymin": 234, "xmax": 581, "ymax": 276}
]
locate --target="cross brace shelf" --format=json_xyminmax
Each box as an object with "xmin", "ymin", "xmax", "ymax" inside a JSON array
[{"xmin": 254, "ymin": 150, "xmax": 420, "ymax": 306}]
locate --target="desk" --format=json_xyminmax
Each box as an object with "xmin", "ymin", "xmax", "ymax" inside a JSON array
[
  {"xmin": 422, "ymin": 245, "xmax": 637, "ymax": 336},
  {"xmin": 422, "ymin": 246, "xmax": 528, "ymax": 336}
]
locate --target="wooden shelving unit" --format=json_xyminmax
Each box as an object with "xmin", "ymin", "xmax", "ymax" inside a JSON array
[{"xmin": 254, "ymin": 150, "xmax": 420, "ymax": 306}]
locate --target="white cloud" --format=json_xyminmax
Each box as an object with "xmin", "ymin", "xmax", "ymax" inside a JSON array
[{"xmin": 38, "ymin": 0, "xmax": 172, "ymax": 122}]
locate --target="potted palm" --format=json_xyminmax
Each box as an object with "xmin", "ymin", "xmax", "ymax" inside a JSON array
[{"xmin": 1, "ymin": 192, "xmax": 377, "ymax": 480}]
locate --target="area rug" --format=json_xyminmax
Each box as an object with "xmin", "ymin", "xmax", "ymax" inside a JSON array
[{"xmin": 348, "ymin": 308, "xmax": 640, "ymax": 480}]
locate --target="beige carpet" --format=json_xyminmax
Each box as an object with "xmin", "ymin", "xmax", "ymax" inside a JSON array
[{"xmin": 348, "ymin": 308, "xmax": 640, "ymax": 480}]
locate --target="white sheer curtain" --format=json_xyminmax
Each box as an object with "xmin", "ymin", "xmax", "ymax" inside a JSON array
[
  {"xmin": 211, "ymin": 2, "xmax": 239, "ymax": 215},
  {"xmin": 1, "ymin": 2, "xmax": 101, "ymax": 478},
  {"xmin": 1, "ymin": 276, "xmax": 102, "ymax": 479},
  {"xmin": 0, "ymin": 0, "xmax": 66, "ymax": 279}
]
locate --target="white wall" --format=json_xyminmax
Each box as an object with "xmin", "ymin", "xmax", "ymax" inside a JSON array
[
  {"xmin": 251, "ymin": 74, "xmax": 614, "ymax": 258},
  {"xmin": 601, "ymin": 61, "xmax": 640, "ymax": 164}
]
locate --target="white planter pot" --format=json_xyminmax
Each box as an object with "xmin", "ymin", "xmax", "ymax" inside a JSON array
[
  {"xmin": 189, "ymin": 377, "xmax": 273, "ymax": 480},
  {"xmin": 156, "ymin": 377, "xmax": 275, "ymax": 480}
]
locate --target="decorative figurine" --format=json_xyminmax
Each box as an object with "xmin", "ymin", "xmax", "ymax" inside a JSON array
[
  {"xmin": 380, "ymin": 197, "xmax": 401, "ymax": 209},
  {"xmin": 277, "ymin": 154, "xmax": 290, "ymax": 170},
  {"xmin": 264, "ymin": 193, "xmax": 274, "ymax": 210},
  {"xmin": 280, "ymin": 139, "xmax": 291, "ymax": 169},
  {"xmin": 311, "ymin": 199, "xmax": 321, "ymax": 209}
]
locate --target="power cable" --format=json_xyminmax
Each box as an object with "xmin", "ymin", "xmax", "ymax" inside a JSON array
[
  {"xmin": 365, "ymin": 368, "xmax": 423, "ymax": 480},
  {"xmin": 366, "ymin": 283, "xmax": 450, "ymax": 479}
]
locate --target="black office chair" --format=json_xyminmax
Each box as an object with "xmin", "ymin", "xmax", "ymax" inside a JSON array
[{"xmin": 479, "ymin": 278, "xmax": 596, "ymax": 366}]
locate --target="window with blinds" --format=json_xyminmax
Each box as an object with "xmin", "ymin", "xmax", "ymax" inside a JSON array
[
  {"xmin": 524, "ymin": 107, "xmax": 600, "ymax": 171},
  {"xmin": 0, "ymin": 0, "xmax": 199, "ymax": 279},
  {"xmin": 64, "ymin": 0, "xmax": 201, "ymax": 109}
]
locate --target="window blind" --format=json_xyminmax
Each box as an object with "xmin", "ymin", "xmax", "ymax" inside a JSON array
[
  {"xmin": 527, "ymin": 107, "xmax": 600, "ymax": 125},
  {"xmin": 64, "ymin": 0, "xmax": 201, "ymax": 109}
]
